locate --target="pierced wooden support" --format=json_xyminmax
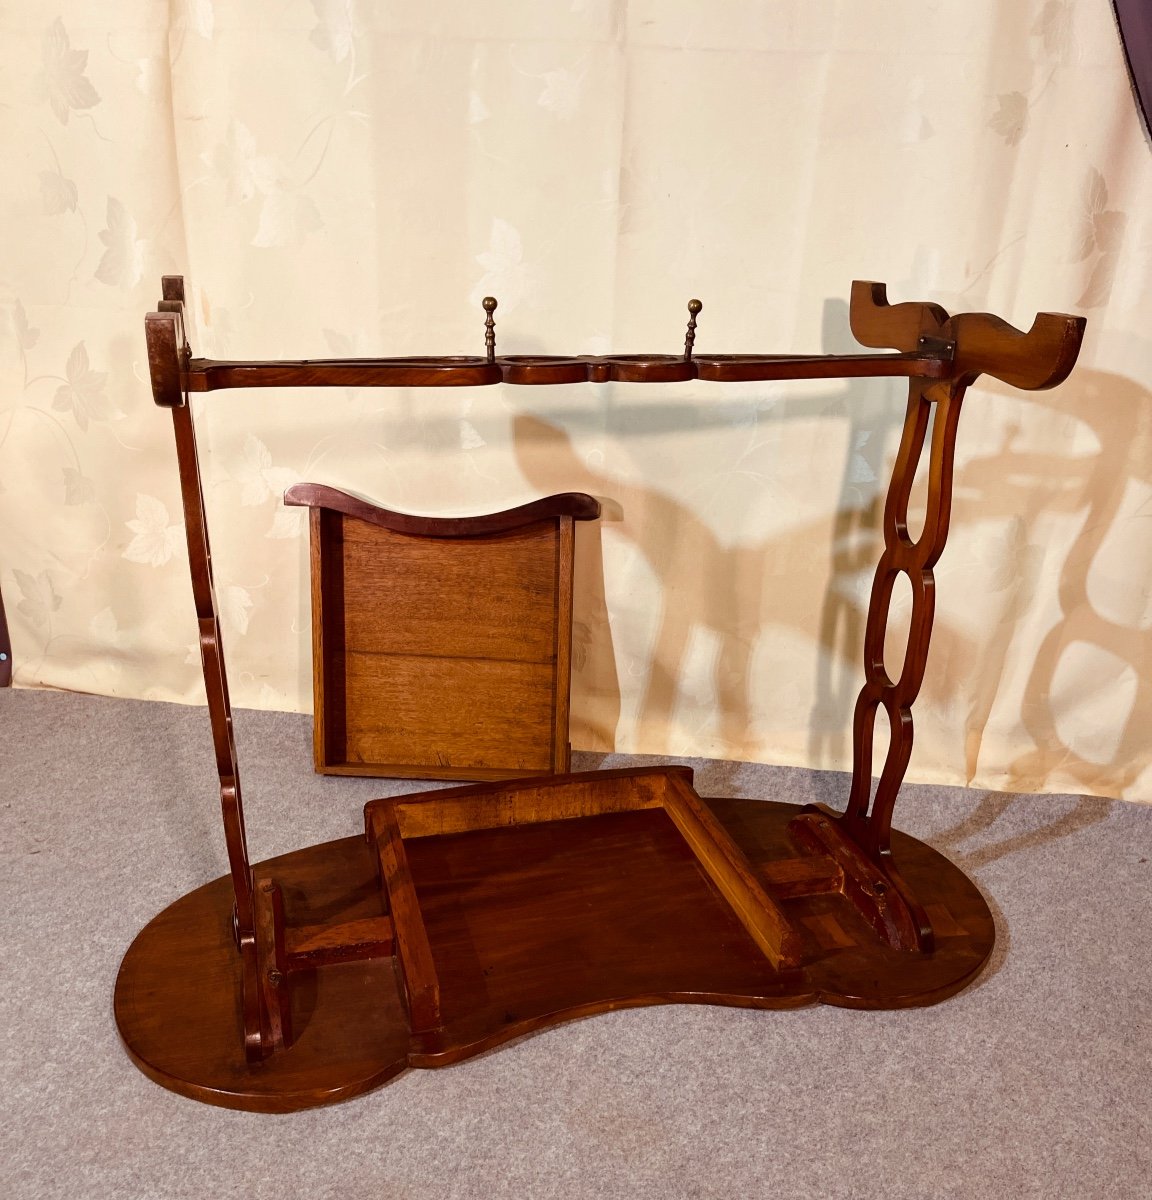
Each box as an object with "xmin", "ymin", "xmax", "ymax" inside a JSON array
[{"xmin": 820, "ymin": 282, "xmax": 1086, "ymax": 948}]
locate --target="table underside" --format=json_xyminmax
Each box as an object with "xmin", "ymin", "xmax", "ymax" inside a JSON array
[{"xmin": 115, "ymin": 795, "xmax": 994, "ymax": 1113}]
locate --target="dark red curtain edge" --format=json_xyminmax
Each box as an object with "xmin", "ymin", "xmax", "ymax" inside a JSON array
[
  {"xmin": 0, "ymin": 581, "xmax": 10, "ymax": 687},
  {"xmin": 1113, "ymin": 0, "xmax": 1152, "ymax": 143}
]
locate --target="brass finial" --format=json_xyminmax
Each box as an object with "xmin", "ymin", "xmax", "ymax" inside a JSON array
[
  {"xmin": 684, "ymin": 298, "xmax": 702, "ymax": 361},
  {"xmin": 483, "ymin": 296, "xmax": 498, "ymax": 364}
]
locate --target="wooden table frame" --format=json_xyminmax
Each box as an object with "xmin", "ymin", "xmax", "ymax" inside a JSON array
[{"xmin": 117, "ymin": 277, "xmax": 1084, "ymax": 1111}]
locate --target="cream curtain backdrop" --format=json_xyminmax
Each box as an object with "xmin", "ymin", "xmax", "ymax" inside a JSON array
[{"xmin": 2, "ymin": 2, "xmax": 1151, "ymax": 801}]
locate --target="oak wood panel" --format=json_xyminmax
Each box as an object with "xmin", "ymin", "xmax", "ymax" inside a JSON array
[
  {"xmin": 131, "ymin": 275, "xmax": 1081, "ymax": 1111},
  {"xmin": 115, "ymin": 835, "xmax": 410, "ymax": 1113},
  {"xmin": 283, "ymin": 916, "xmax": 394, "ymax": 969},
  {"xmin": 253, "ymin": 876, "xmax": 292, "ymax": 1052}
]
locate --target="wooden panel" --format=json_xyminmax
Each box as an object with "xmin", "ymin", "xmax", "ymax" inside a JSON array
[
  {"xmin": 341, "ymin": 652, "xmax": 556, "ymax": 774},
  {"xmin": 341, "ymin": 518, "xmax": 560, "ymax": 662},
  {"xmin": 297, "ymin": 493, "xmax": 597, "ymax": 780}
]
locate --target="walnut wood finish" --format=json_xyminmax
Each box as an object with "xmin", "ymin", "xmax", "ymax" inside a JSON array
[
  {"xmin": 826, "ymin": 283, "xmax": 1086, "ymax": 951},
  {"xmin": 181, "ymin": 349, "xmax": 948, "ymax": 392},
  {"xmin": 286, "ymin": 484, "xmax": 599, "ymax": 780},
  {"xmin": 115, "ymin": 773, "xmax": 995, "ymax": 1112},
  {"xmin": 127, "ymin": 274, "xmax": 1084, "ymax": 1110},
  {"xmin": 145, "ymin": 278, "xmax": 264, "ymax": 1063},
  {"xmin": 365, "ymin": 768, "xmax": 801, "ymax": 973}
]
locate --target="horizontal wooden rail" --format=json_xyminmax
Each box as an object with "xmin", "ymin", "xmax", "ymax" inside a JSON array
[{"xmin": 180, "ymin": 349, "xmax": 950, "ymax": 393}]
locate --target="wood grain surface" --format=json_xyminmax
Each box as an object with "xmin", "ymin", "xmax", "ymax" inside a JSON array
[
  {"xmin": 295, "ymin": 493, "xmax": 596, "ymax": 781},
  {"xmin": 115, "ymin": 786, "xmax": 995, "ymax": 1112}
]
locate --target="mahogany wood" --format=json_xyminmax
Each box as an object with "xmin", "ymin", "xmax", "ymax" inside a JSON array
[
  {"xmin": 128, "ymin": 275, "xmax": 1085, "ymax": 1112},
  {"xmin": 183, "ymin": 349, "xmax": 949, "ymax": 392},
  {"xmin": 832, "ymin": 284, "xmax": 1086, "ymax": 939},
  {"xmin": 371, "ymin": 802, "xmax": 442, "ymax": 1034},
  {"xmin": 288, "ymin": 484, "xmax": 599, "ymax": 781},
  {"xmin": 283, "ymin": 916, "xmax": 394, "ymax": 968},
  {"xmin": 115, "ymin": 784, "xmax": 995, "ymax": 1112},
  {"xmin": 365, "ymin": 767, "xmax": 801, "ymax": 971}
]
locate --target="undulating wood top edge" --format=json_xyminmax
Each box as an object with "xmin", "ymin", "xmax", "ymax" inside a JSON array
[
  {"xmin": 179, "ymin": 350, "xmax": 948, "ymax": 391},
  {"xmin": 285, "ymin": 483, "xmax": 600, "ymax": 534}
]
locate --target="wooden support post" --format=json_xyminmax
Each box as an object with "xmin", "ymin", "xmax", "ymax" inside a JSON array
[
  {"xmin": 145, "ymin": 277, "xmax": 262, "ymax": 1059},
  {"xmin": 806, "ymin": 284, "xmax": 1087, "ymax": 950}
]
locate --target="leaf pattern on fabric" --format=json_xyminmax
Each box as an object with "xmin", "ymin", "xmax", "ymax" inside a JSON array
[
  {"xmin": 267, "ymin": 507, "xmax": 304, "ymax": 539},
  {"xmin": 94, "ymin": 198, "xmax": 145, "ymax": 290},
  {"xmin": 469, "ymin": 219, "xmax": 534, "ymax": 313},
  {"xmin": 123, "ymin": 494, "xmax": 183, "ymax": 567},
  {"xmin": 232, "ymin": 434, "xmax": 297, "ymax": 506},
  {"xmin": 90, "ymin": 607, "xmax": 129, "ymax": 649},
  {"xmin": 14, "ymin": 569, "xmax": 62, "ymax": 628},
  {"xmin": 209, "ymin": 121, "xmax": 268, "ymax": 205},
  {"xmin": 572, "ymin": 620, "xmax": 592, "ymax": 672},
  {"xmin": 252, "ymin": 189, "xmax": 323, "ymax": 248},
  {"xmin": 221, "ymin": 585, "xmax": 254, "ymax": 634},
  {"xmin": 468, "ymin": 91, "xmax": 490, "ymax": 124},
  {"xmin": 989, "ymin": 93, "xmax": 1028, "ymax": 146},
  {"xmin": 1032, "ymin": 0, "xmax": 1072, "ymax": 55},
  {"xmin": 62, "ymin": 467, "xmax": 96, "ymax": 506},
  {"xmin": 1075, "ymin": 167, "xmax": 1128, "ymax": 307},
  {"xmin": 40, "ymin": 18, "xmax": 100, "ymax": 125},
  {"xmin": 538, "ymin": 69, "xmax": 584, "ymax": 120},
  {"xmin": 40, "ymin": 171, "xmax": 78, "ymax": 215},
  {"xmin": 185, "ymin": 0, "xmax": 215, "ymax": 40},
  {"xmin": 310, "ymin": 0, "xmax": 355, "ymax": 63},
  {"xmin": 13, "ymin": 301, "xmax": 39, "ymax": 352},
  {"xmin": 52, "ymin": 343, "xmax": 110, "ymax": 432}
]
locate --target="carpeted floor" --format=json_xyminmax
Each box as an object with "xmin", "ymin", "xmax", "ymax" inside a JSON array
[{"xmin": 2, "ymin": 688, "xmax": 1150, "ymax": 1199}]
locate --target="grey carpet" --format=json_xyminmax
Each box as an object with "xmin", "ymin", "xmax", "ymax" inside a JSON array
[{"xmin": 2, "ymin": 688, "xmax": 1150, "ymax": 1199}]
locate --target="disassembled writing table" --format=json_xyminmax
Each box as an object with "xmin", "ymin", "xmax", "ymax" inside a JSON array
[{"xmin": 116, "ymin": 277, "xmax": 1085, "ymax": 1111}]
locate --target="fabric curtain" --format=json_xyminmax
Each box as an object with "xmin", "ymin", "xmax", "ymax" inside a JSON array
[
  {"xmin": 1114, "ymin": 0, "xmax": 1152, "ymax": 138},
  {"xmin": 2, "ymin": 1, "xmax": 1151, "ymax": 801}
]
